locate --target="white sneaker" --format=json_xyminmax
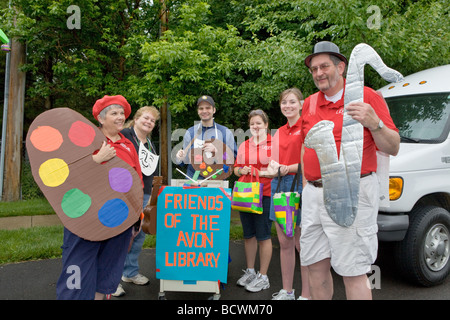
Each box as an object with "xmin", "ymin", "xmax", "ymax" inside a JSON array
[
  {"xmin": 297, "ymin": 295, "xmax": 310, "ymax": 300},
  {"xmin": 237, "ymin": 269, "xmax": 256, "ymax": 287},
  {"xmin": 112, "ymin": 283, "xmax": 126, "ymax": 297},
  {"xmin": 272, "ymin": 289, "xmax": 295, "ymax": 300},
  {"xmin": 245, "ymin": 273, "xmax": 270, "ymax": 292},
  {"xmin": 122, "ymin": 273, "xmax": 150, "ymax": 285}
]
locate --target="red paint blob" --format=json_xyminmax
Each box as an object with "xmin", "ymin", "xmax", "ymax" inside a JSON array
[{"xmin": 68, "ymin": 121, "xmax": 96, "ymax": 147}]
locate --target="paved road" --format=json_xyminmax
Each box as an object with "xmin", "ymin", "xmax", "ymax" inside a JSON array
[{"xmin": 1, "ymin": 239, "xmax": 449, "ymax": 300}]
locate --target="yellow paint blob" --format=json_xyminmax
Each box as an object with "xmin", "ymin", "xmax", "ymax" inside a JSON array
[{"xmin": 39, "ymin": 158, "xmax": 69, "ymax": 187}]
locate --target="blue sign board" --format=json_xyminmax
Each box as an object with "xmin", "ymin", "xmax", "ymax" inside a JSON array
[{"xmin": 156, "ymin": 186, "xmax": 231, "ymax": 284}]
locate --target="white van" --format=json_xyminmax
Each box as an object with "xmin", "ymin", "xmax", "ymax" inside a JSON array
[{"xmin": 377, "ymin": 64, "xmax": 450, "ymax": 286}]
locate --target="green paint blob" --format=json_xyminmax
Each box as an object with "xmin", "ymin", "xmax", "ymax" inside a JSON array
[{"xmin": 61, "ymin": 188, "xmax": 92, "ymax": 218}]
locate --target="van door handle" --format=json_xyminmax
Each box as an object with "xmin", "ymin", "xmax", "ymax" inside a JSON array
[{"xmin": 441, "ymin": 156, "xmax": 450, "ymax": 163}]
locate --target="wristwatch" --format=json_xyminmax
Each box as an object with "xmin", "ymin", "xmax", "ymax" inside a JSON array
[{"xmin": 371, "ymin": 119, "xmax": 384, "ymax": 132}]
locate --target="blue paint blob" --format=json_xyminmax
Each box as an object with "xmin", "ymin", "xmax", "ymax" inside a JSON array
[{"xmin": 98, "ymin": 199, "xmax": 129, "ymax": 228}]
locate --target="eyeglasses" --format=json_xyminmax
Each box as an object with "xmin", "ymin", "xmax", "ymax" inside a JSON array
[{"xmin": 309, "ymin": 63, "xmax": 332, "ymax": 74}]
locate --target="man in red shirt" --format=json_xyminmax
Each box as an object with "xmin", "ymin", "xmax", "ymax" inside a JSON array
[{"xmin": 300, "ymin": 41, "xmax": 400, "ymax": 300}]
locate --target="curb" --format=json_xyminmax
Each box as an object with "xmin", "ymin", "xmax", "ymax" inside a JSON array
[
  {"xmin": 0, "ymin": 215, "xmax": 61, "ymax": 231},
  {"xmin": 0, "ymin": 210, "xmax": 241, "ymax": 231}
]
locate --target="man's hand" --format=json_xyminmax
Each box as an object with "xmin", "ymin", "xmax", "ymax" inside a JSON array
[{"xmin": 345, "ymin": 101, "xmax": 380, "ymax": 130}]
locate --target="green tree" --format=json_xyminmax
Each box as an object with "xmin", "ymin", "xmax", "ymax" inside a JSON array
[
  {"xmin": 135, "ymin": 0, "xmax": 449, "ymax": 130},
  {"xmin": 1, "ymin": 0, "xmax": 448, "ymax": 133},
  {"xmin": 229, "ymin": 0, "xmax": 449, "ymax": 92},
  {"xmin": 135, "ymin": 1, "xmax": 309, "ymax": 130},
  {"xmin": 1, "ymin": 0, "xmax": 161, "ymax": 129}
]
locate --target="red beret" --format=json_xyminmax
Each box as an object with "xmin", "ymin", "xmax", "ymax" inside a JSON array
[{"xmin": 92, "ymin": 95, "xmax": 131, "ymax": 120}]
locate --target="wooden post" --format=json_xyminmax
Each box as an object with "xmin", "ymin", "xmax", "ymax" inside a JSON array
[
  {"xmin": 160, "ymin": 0, "xmax": 169, "ymax": 185},
  {"xmin": 2, "ymin": 39, "xmax": 26, "ymax": 201}
]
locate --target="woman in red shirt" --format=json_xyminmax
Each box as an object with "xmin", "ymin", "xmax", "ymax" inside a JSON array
[
  {"xmin": 234, "ymin": 109, "xmax": 273, "ymax": 293},
  {"xmin": 269, "ymin": 88, "xmax": 310, "ymax": 300}
]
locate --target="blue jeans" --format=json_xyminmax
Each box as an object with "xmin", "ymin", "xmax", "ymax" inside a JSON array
[
  {"xmin": 240, "ymin": 196, "xmax": 272, "ymax": 241},
  {"xmin": 122, "ymin": 193, "xmax": 150, "ymax": 278}
]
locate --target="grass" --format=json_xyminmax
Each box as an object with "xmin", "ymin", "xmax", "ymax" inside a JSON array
[
  {"xmin": 0, "ymin": 225, "xmax": 64, "ymax": 264},
  {"xmin": 0, "ymin": 161, "xmax": 247, "ymax": 264},
  {"xmin": 0, "ymin": 219, "xmax": 276, "ymax": 265},
  {"xmin": 0, "ymin": 199, "xmax": 269, "ymax": 265},
  {"xmin": 0, "ymin": 198, "xmax": 54, "ymax": 218},
  {"xmin": 0, "ymin": 216, "xmax": 245, "ymax": 265}
]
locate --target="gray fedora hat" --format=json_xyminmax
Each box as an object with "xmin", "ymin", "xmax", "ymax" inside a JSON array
[{"xmin": 304, "ymin": 41, "xmax": 348, "ymax": 67}]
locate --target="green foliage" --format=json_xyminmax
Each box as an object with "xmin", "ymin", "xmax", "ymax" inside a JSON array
[
  {"xmin": 133, "ymin": 0, "xmax": 450, "ymax": 130},
  {"xmin": 1, "ymin": 0, "xmax": 161, "ymax": 129},
  {"xmin": 0, "ymin": 0, "xmax": 448, "ymax": 135},
  {"xmin": 20, "ymin": 159, "xmax": 44, "ymax": 200}
]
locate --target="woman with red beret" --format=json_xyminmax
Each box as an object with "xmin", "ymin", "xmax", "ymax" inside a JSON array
[{"xmin": 56, "ymin": 95, "xmax": 143, "ymax": 300}]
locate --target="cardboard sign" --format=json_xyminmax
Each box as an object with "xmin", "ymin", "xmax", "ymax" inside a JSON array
[
  {"xmin": 25, "ymin": 108, "xmax": 143, "ymax": 241},
  {"xmin": 155, "ymin": 186, "xmax": 231, "ymax": 283}
]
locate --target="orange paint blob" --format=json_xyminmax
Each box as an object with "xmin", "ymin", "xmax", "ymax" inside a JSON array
[{"xmin": 29, "ymin": 126, "xmax": 63, "ymax": 152}]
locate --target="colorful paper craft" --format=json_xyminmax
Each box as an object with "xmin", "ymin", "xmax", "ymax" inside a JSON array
[
  {"xmin": 189, "ymin": 138, "xmax": 234, "ymax": 180},
  {"xmin": 273, "ymin": 192, "xmax": 300, "ymax": 237},
  {"xmin": 0, "ymin": 29, "xmax": 9, "ymax": 44},
  {"xmin": 26, "ymin": 108, "xmax": 143, "ymax": 241}
]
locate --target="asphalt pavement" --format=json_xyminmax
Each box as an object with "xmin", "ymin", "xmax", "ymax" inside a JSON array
[
  {"xmin": 1, "ymin": 239, "xmax": 450, "ymax": 301},
  {"xmin": 0, "ymin": 238, "xmax": 297, "ymax": 300}
]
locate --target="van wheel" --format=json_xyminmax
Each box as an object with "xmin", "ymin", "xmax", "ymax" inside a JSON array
[{"xmin": 394, "ymin": 205, "xmax": 450, "ymax": 286}]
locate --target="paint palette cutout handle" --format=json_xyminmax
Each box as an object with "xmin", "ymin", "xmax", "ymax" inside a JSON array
[{"xmin": 26, "ymin": 108, "xmax": 143, "ymax": 241}]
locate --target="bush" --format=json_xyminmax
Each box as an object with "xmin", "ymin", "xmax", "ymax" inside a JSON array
[{"xmin": 21, "ymin": 157, "xmax": 43, "ymax": 200}]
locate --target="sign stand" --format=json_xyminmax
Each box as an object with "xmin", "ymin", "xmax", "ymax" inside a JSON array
[
  {"xmin": 157, "ymin": 179, "xmax": 230, "ymax": 300},
  {"xmin": 158, "ymin": 279, "xmax": 221, "ymax": 300}
]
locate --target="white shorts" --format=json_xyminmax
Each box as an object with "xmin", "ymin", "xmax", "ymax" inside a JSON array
[{"xmin": 300, "ymin": 173, "xmax": 379, "ymax": 277}]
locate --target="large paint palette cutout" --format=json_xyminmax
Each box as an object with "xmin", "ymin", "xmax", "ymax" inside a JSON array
[
  {"xmin": 189, "ymin": 138, "xmax": 234, "ymax": 180},
  {"xmin": 26, "ymin": 108, "xmax": 143, "ymax": 241}
]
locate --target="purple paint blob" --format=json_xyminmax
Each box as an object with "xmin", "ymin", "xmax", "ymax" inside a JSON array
[{"xmin": 109, "ymin": 167, "xmax": 133, "ymax": 193}]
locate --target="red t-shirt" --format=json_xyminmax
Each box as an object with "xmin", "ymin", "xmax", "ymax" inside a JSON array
[
  {"xmin": 271, "ymin": 117, "xmax": 303, "ymax": 175},
  {"xmin": 300, "ymin": 86, "xmax": 398, "ymax": 182},
  {"xmin": 235, "ymin": 135, "xmax": 273, "ymax": 196}
]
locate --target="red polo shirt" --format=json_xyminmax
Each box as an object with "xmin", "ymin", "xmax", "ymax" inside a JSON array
[
  {"xmin": 300, "ymin": 86, "xmax": 398, "ymax": 182},
  {"xmin": 235, "ymin": 135, "xmax": 273, "ymax": 196},
  {"xmin": 271, "ymin": 117, "xmax": 303, "ymax": 175}
]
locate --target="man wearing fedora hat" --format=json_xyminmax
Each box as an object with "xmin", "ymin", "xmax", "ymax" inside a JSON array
[{"xmin": 299, "ymin": 41, "xmax": 400, "ymax": 300}]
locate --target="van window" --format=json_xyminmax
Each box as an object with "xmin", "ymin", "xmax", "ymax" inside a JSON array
[{"xmin": 386, "ymin": 93, "xmax": 450, "ymax": 143}]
